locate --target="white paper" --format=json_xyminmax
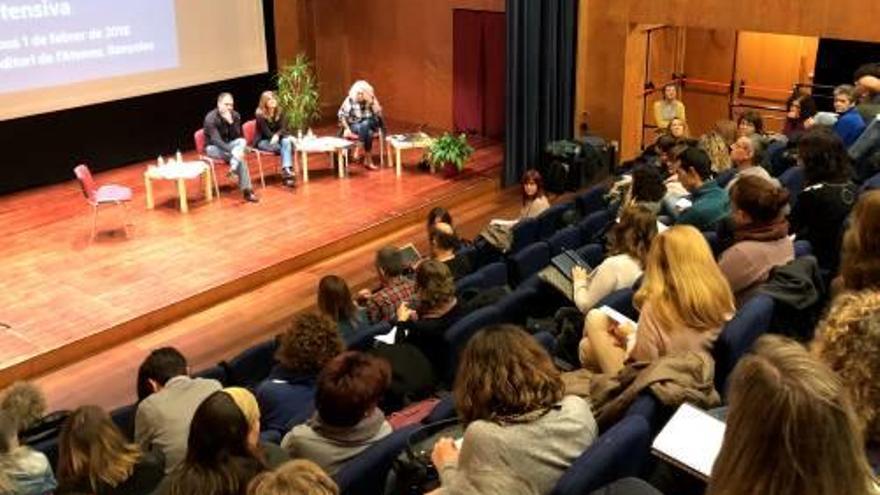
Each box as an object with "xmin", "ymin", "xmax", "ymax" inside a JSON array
[
  {"xmin": 454, "ymin": 437, "xmax": 463, "ymax": 450},
  {"xmin": 675, "ymin": 197, "xmax": 693, "ymax": 211},
  {"xmin": 651, "ymin": 403, "xmax": 726, "ymax": 480},
  {"xmin": 599, "ymin": 305, "xmax": 637, "ymax": 328},
  {"xmin": 374, "ymin": 326, "xmax": 398, "ymax": 345}
]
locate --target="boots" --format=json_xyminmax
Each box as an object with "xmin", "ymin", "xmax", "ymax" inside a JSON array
[{"xmin": 243, "ymin": 189, "xmax": 259, "ymax": 203}]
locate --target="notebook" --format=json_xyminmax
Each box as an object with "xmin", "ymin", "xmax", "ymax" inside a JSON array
[
  {"xmin": 374, "ymin": 326, "xmax": 398, "ymax": 345},
  {"xmin": 651, "ymin": 403, "xmax": 726, "ymax": 481},
  {"xmin": 550, "ymin": 249, "xmax": 592, "ymax": 280},
  {"xmin": 398, "ymin": 243, "xmax": 422, "ymax": 268}
]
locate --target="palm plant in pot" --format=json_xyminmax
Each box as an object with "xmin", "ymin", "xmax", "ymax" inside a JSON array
[
  {"xmin": 275, "ymin": 53, "xmax": 320, "ymax": 135},
  {"xmin": 425, "ymin": 132, "xmax": 475, "ymax": 176}
]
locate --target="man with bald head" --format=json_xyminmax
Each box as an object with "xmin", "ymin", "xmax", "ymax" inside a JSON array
[
  {"xmin": 430, "ymin": 222, "xmax": 472, "ymax": 280},
  {"xmin": 726, "ymin": 134, "xmax": 778, "ymax": 192}
]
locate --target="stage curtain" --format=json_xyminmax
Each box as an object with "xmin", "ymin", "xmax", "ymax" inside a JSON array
[
  {"xmin": 453, "ymin": 10, "xmax": 484, "ymax": 135},
  {"xmin": 504, "ymin": 0, "xmax": 578, "ymax": 186},
  {"xmin": 482, "ymin": 12, "xmax": 506, "ymax": 140}
]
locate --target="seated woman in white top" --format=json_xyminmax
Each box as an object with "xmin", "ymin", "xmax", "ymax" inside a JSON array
[
  {"xmin": 572, "ymin": 205, "xmax": 658, "ymax": 313},
  {"xmin": 431, "ymin": 324, "xmax": 597, "ymax": 495}
]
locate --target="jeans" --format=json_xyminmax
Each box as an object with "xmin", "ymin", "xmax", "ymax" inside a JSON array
[
  {"xmin": 350, "ymin": 117, "xmax": 381, "ymax": 152},
  {"xmin": 257, "ymin": 136, "xmax": 294, "ymax": 175},
  {"xmin": 205, "ymin": 137, "xmax": 252, "ymax": 191}
]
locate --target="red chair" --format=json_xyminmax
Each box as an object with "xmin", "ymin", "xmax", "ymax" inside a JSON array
[
  {"xmin": 194, "ymin": 129, "xmax": 265, "ymax": 197},
  {"xmin": 73, "ymin": 164, "xmax": 132, "ymax": 240},
  {"xmin": 242, "ymin": 120, "xmax": 273, "ymax": 187}
]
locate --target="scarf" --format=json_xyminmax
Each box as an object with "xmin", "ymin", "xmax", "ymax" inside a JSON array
[{"xmin": 734, "ymin": 218, "xmax": 789, "ymax": 243}]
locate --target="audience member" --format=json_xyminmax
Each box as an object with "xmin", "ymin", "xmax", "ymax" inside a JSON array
[
  {"xmin": 854, "ymin": 63, "xmax": 880, "ymax": 124},
  {"xmin": 247, "ymin": 459, "xmax": 338, "ymax": 495},
  {"xmin": 653, "ymin": 83, "xmax": 686, "ymax": 130},
  {"xmin": 427, "ymin": 207, "xmax": 454, "ymax": 232},
  {"xmin": 833, "ymin": 84, "xmax": 868, "ymax": 147},
  {"xmin": 203, "ymin": 92, "xmax": 258, "ymax": 202},
  {"xmin": 666, "ymin": 117, "xmax": 689, "ymax": 139},
  {"xmin": 317, "ymin": 275, "xmax": 368, "ymax": 340},
  {"xmin": 159, "ymin": 391, "xmax": 265, "ymax": 495},
  {"xmin": 812, "ymin": 291, "xmax": 880, "ymax": 469},
  {"xmin": 396, "ymin": 260, "xmax": 465, "ymax": 374},
  {"xmin": 520, "ymin": 170, "xmax": 550, "ymax": 219},
  {"xmin": 255, "ymin": 313, "xmax": 344, "ymax": 437},
  {"xmin": 699, "ymin": 131, "xmax": 732, "ymax": 173},
  {"xmin": 359, "ymin": 246, "xmax": 416, "ymax": 324},
  {"xmin": 56, "ymin": 405, "xmax": 164, "ymax": 495},
  {"xmin": 254, "ymin": 90, "xmax": 295, "ymax": 187},
  {"xmin": 338, "ymin": 80, "xmax": 383, "ymax": 170},
  {"xmin": 660, "ymin": 141, "xmax": 690, "ymax": 200},
  {"xmin": 783, "ymin": 93, "xmax": 817, "ymax": 140},
  {"xmin": 706, "ymin": 335, "xmax": 876, "ymax": 495},
  {"xmin": 626, "ymin": 165, "xmax": 667, "ymax": 214},
  {"xmin": 581, "ymin": 225, "xmax": 734, "ymax": 374},
  {"xmin": 431, "ymin": 325, "xmax": 597, "ymax": 494},
  {"xmin": 718, "ymin": 176, "xmax": 794, "ymax": 306},
  {"xmin": 430, "ymin": 222, "xmax": 472, "ymax": 280},
  {"xmin": 223, "ymin": 388, "xmax": 289, "ymax": 469},
  {"xmin": 0, "ymin": 409, "xmax": 56, "ymax": 495},
  {"xmin": 790, "ymin": 127, "xmax": 857, "ymax": 272},
  {"xmin": 839, "ymin": 190, "xmax": 880, "ymax": 292},
  {"xmin": 281, "ymin": 352, "xmax": 392, "ymax": 475},
  {"xmin": 726, "ymin": 134, "xmax": 777, "ymax": 191},
  {"xmin": 0, "ymin": 382, "xmax": 47, "ymax": 435},
  {"xmin": 736, "ymin": 110, "xmax": 764, "ymax": 138},
  {"xmin": 671, "ymin": 146, "xmax": 731, "ymax": 231},
  {"xmin": 134, "ymin": 347, "xmax": 222, "ymax": 473},
  {"xmin": 713, "ymin": 120, "xmax": 738, "ymax": 147},
  {"xmin": 572, "ymin": 205, "xmax": 657, "ymax": 313}
]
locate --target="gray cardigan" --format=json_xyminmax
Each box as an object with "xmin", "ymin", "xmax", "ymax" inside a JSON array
[{"xmin": 439, "ymin": 395, "xmax": 598, "ymax": 495}]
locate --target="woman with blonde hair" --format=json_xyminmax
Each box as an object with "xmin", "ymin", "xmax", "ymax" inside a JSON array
[
  {"xmin": 223, "ymin": 388, "xmax": 289, "ymax": 469},
  {"xmin": 707, "ymin": 335, "xmax": 876, "ymax": 495},
  {"xmin": 254, "ymin": 90, "xmax": 295, "ymax": 187},
  {"xmin": 338, "ymin": 80, "xmax": 383, "ymax": 169},
  {"xmin": 699, "ymin": 131, "xmax": 732, "ymax": 173},
  {"xmin": 572, "ymin": 205, "xmax": 658, "ymax": 313},
  {"xmin": 666, "ymin": 117, "xmax": 689, "ymax": 139},
  {"xmin": 247, "ymin": 459, "xmax": 338, "ymax": 495},
  {"xmin": 812, "ymin": 291, "xmax": 880, "ymax": 464},
  {"xmin": 840, "ymin": 190, "xmax": 880, "ymax": 292},
  {"xmin": 431, "ymin": 324, "xmax": 597, "ymax": 495},
  {"xmin": 580, "ymin": 225, "xmax": 734, "ymax": 374},
  {"xmin": 56, "ymin": 405, "xmax": 163, "ymax": 495}
]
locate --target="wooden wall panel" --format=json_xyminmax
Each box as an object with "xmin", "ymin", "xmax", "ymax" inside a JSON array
[
  {"xmin": 273, "ymin": 0, "xmax": 316, "ymax": 66},
  {"xmin": 681, "ymin": 28, "xmax": 737, "ymax": 137}
]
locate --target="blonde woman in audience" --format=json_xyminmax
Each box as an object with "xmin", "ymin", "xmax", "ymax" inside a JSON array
[
  {"xmin": 0, "ymin": 410, "xmax": 56, "ymax": 495},
  {"xmin": 707, "ymin": 335, "xmax": 877, "ymax": 495},
  {"xmin": 0, "ymin": 382, "xmax": 46, "ymax": 437},
  {"xmin": 812, "ymin": 291, "xmax": 880, "ymax": 469},
  {"xmin": 431, "ymin": 324, "xmax": 597, "ymax": 495},
  {"xmin": 223, "ymin": 388, "xmax": 289, "ymax": 469},
  {"xmin": 56, "ymin": 405, "xmax": 164, "ymax": 495},
  {"xmin": 718, "ymin": 176, "xmax": 794, "ymax": 307},
  {"xmin": 247, "ymin": 459, "xmax": 338, "ymax": 495},
  {"xmin": 667, "ymin": 117, "xmax": 689, "ymax": 139},
  {"xmin": 580, "ymin": 225, "xmax": 734, "ymax": 374},
  {"xmin": 839, "ymin": 190, "xmax": 880, "ymax": 292},
  {"xmin": 699, "ymin": 131, "xmax": 732, "ymax": 173},
  {"xmin": 571, "ymin": 205, "xmax": 657, "ymax": 313}
]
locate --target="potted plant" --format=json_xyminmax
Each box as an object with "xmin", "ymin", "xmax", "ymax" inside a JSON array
[
  {"xmin": 425, "ymin": 132, "xmax": 474, "ymax": 176},
  {"xmin": 275, "ymin": 53, "xmax": 320, "ymax": 134}
]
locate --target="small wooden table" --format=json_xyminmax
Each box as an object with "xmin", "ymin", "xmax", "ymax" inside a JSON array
[
  {"xmin": 144, "ymin": 161, "xmax": 212, "ymax": 213},
  {"xmin": 293, "ymin": 136, "xmax": 355, "ymax": 183},
  {"xmin": 385, "ymin": 132, "xmax": 434, "ymax": 177}
]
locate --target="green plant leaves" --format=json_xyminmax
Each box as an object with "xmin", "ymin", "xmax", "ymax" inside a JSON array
[
  {"xmin": 425, "ymin": 132, "xmax": 475, "ymax": 171},
  {"xmin": 275, "ymin": 53, "xmax": 320, "ymax": 132}
]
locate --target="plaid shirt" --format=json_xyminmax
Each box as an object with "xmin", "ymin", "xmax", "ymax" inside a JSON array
[
  {"xmin": 365, "ymin": 276, "xmax": 416, "ymax": 324},
  {"xmin": 338, "ymin": 97, "xmax": 381, "ymax": 126}
]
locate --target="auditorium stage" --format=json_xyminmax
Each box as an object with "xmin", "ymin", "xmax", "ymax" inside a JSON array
[{"xmin": 0, "ymin": 130, "xmax": 503, "ymax": 388}]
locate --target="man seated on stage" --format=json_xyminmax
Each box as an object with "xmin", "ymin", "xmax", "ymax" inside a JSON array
[
  {"xmin": 339, "ymin": 80, "xmax": 383, "ymax": 171},
  {"xmin": 359, "ymin": 246, "xmax": 416, "ymax": 323},
  {"xmin": 204, "ymin": 92, "xmax": 259, "ymax": 202},
  {"xmin": 134, "ymin": 347, "xmax": 222, "ymax": 473}
]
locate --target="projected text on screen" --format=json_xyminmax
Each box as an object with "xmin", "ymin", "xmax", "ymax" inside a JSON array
[{"xmin": 0, "ymin": 0, "xmax": 179, "ymax": 94}]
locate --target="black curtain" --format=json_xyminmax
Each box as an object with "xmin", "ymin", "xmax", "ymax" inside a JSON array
[{"xmin": 504, "ymin": 0, "xmax": 578, "ymax": 186}]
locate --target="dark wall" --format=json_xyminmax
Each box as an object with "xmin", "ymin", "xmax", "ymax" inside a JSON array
[
  {"xmin": 813, "ymin": 38, "xmax": 880, "ymax": 111},
  {"xmin": 0, "ymin": 0, "xmax": 277, "ymax": 195}
]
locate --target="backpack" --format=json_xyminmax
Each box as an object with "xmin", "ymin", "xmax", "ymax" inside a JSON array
[{"xmin": 391, "ymin": 418, "xmax": 463, "ymax": 495}]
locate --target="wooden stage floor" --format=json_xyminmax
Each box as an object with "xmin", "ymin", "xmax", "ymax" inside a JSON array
[{"xmin": 0, "ymin": 131, "xmax": 503, "ymax": 389}]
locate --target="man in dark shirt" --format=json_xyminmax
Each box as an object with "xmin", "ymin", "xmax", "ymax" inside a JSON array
[{"xmin": 204, "ymin": 92, "xmax": 258, "ymax": 202}]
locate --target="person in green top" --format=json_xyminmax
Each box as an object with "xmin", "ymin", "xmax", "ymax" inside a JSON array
[{"xmin": 673, "ymin": 146, "xmax": 731, "ymax": 231}]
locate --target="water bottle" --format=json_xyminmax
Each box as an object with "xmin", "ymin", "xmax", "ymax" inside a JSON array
[
  {"xmin": 158, "ymin": 155, "xmax": 165, "ymax": 167},
  {"xmin": 176, "ymin": 150, "xmax": 182, "ymax": 164}
]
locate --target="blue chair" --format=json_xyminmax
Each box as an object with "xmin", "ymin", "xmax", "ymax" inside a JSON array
[
  {"xmin": 455, "ymin": 270, "xmax": 484, "ymax": 294},
  {"xmin": 575, "ymin": 243, "xmax": 605, "ymax": 269},
  {"xmin": 110, "ymin": 403, "xmax": 138, "ymax": 440},
  {"xmin": 224, "ymin": 338, "xmax": 279, "ymax": 388},
  {"xmin": 533, "ymin": 331, "xmax": 557, "ymax": 355},
  {"xmin": 32, "ymin": 435, "xmax": 60, "ymax": 469},
  {"xmin": 576, "ymin": 183, "xmax": 609, "ymax": 217},
  {"xmin": 496, "ymin": 285, "xmax": 539, "ymax": 325},
  {"xmin": 550, "ymin": 416, "xmax": 652, "ymax": 495},
  {"xmin": 715, "ymin": 168, "xmax": 737, "ymax": 189},
  {"xmin": 345, "ymin": 321, "xmax": 393, "ymax": 351},
  {"xmin": 794, "ymin": 239, "xmax": 812, "ymax": 258},
  {"xmin": 703, "ymin": 231, "xmax": 722, "ymax": 258},
  {"xmin": 548, "ymin": 225, "xmax": 584, "ymax": 255},
  {"xmin": 455, "ymin": 244, "xmax": 478, "ymax": 270},
  {"xmin": 334, "ymin": 424, "xmax": 420, "ymax": 495},
  {"xmin": 194, "ymin": 363, "xmax": 229, "ymax": 385},
  {"xmin": 507, "ymin": 241, "xmax": 551, "ymax": 287},
  {"xmin": 423, "ymin": 394, "xmax": 456, "ymax": 423},
  {"xmin": 594, "ymin": 288, "xmax": 638, "ymax": 322},
  {"xmin": 860, "ymin": 170, "xmax": 880, "ymax": 193},
  {"xmin": 712, "ymin": 294, "xmax": 775, "ymax": 397},
  {"xmin": 578, "ymin": 209, "xmax": 611, "ymax": 244},
  {"xmin": 444, "ymin": 305, "xmax": 502, "ymax": 380},
  {"xmin": 537, "ymin": 203, "xmax": 574, "ymax": 239},
  {"xmin": 510, "ymin": 217, "xmax": 540, "ymax": 255},
  {"xmin": 779, "ymin": 166, "xmax": 805, "ymax": 205},
  {"xmin": 477, "ymin": 261, "xmax": 508, "ymax": 288}
]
